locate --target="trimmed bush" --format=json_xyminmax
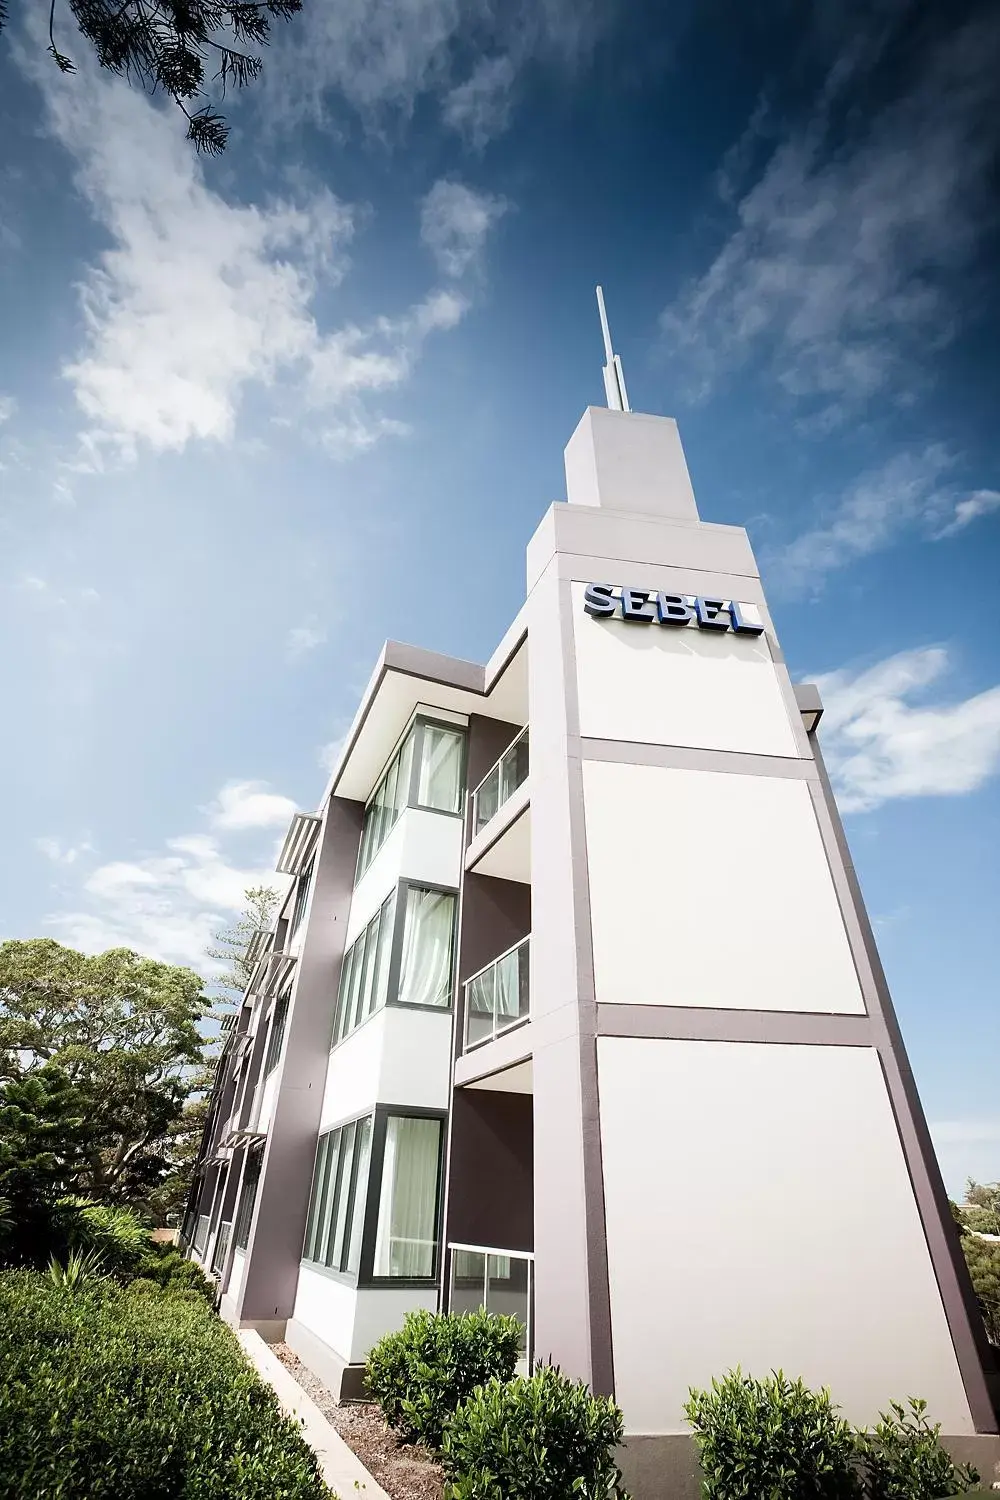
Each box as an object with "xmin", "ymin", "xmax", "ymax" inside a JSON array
[
  {"xmin": 366, "ymin": 1307, "xmax": 522, "ymax": 1448},
  {"xmin": 133, "ymin": 1243, "xmax": 216, "ymax": 1304},
  {"xmin": 440, "ymin": 1363, "xmax": 630, "ymax": 1500},
  {"xmin": 856, "ymin": 1398, "xmax": 980, "ymax": 1499},
  {"xmin": 0, "ymin": 1268, "xmax": 331, "ymax": 1499},
  {"xmin": 685, "ymin": 1368, "xmax": 861, "ymax": 1500}
]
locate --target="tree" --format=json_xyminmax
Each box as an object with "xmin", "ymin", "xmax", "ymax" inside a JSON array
[
  {"xmin": 961, "ymin": 1233, "xmax": 1000, "ymax": 1345},
  {"xmin": 0, "ymin": 0, "xmax": 303, "ymax": 154},
  {"xmin": 0, "ymin": 938, "xmax": 207, "ymax": 1209},
  {"xmin": 0, "ymin": 1063, "xmax": 95, "ymax": 1263},
  {"xmin": 963, "ymin": 1180, "xmax": 1000, "ymax": 1239},
  {"xmin": 206, "ymin": 884, "xmax": 280, "ymax": 1010}
]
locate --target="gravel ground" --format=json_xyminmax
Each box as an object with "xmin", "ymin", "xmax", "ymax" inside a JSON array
[{"xmin": 273, "ymin": 1343, "xmax": 444, "ymax": 1500}]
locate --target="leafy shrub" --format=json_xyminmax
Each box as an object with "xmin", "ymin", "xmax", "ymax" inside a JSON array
[
  {"xmin": 65, "ymin": 1199, "xmax": 151, "ymax": 1274},
  {"xmin": 366, "ymin": 1307, "xmax": 522, "ymax": 1448},
  {"xmin": 685, "ymin": 1368, "xmax": 861, "ymax": 1500},
  {"xmin": 856, "ymin": 1398, "xmax": 980, "ymax": 1499},
  {"xmin": 0, "ymin": 1268, "xmax": 331, "ymax": 1499},
  {"xmin": 440, "ymin": 1363, "xmax": 630, "ymax": 1500},
  {"xmin": 48, "ymin": 1247, "xmax": 107, "ymax": 1288},
  {"xmin": 133, "ymin": 1244, "xmax": 216, "ymax": 1304},
  {"xmin": 961, "ymin": 1233, "xmax": 1000, "ymax": 1344}
]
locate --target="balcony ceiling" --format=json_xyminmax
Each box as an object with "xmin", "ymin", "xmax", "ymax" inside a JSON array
[{"xmin": 467, "ymin": 1059, "xmax": 533, "ymax": 1095}]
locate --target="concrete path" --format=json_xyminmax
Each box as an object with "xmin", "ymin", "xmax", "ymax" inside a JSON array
[{"xmin": 238, "ymin": 1329, "xmax": 391, "ymax": 1500}]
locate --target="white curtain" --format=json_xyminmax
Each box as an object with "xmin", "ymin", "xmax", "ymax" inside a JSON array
[
  {"xmin": 418, "ymin": 726, "xmax": 463, "ymax": 812},
  {"xmin": 495, "ymin": 948, "xmax": 520, "ymax": 1019},
  {"xmin": 373, "ymin": 1117, "xmax": 441, "ymax": 1277},
  {"xmin": 397, "ymin": 888, "xmax": 454, "ymax": 1008}
]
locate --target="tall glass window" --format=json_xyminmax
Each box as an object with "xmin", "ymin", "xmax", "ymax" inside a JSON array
[
  {"xmin": 333, "ymin": 891, "xmax": 395, "ymax": 1046},
  {"xmin": 358, "ymin": 727, "xmax": 415, "ymax": 878},
  {"xmin": 416, "ymin": 725, "xmax": 464, "ymax": 813},
  {"xmin": 373, "ymin": 1116, "xmax": 443, "ymax": 1279},
  {"xmin": 233, "ymin": 1154, "xmax": 261, "ymax": 1250},
  {"xmin": 263, "ymin": 987, "xmax": 290, "ymax": 1076},
  {"xmin": 290, "ymin": 862, "xmax": 313, "ymax": 938},
  {"xmin": 397, "ymin": 887, "xmax": 456, "ymax": 1009},
  {"xmin": 302, "ymin": 1116, "xmax": 372, "ymax": 1274}
]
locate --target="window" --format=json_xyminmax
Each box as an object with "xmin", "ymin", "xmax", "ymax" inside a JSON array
[
  {"xmin": 333, "ymin": 891, "xmax": 395, "ymax": 1045},
  {"xmin": 290, "ymin": 862, "xmax": 313, "ymax": 938},
  {"xmin": 397, "ymin": 887, "xmax": 455, "ymax": 1009},
  {"xmin": 373, "ymin": 1116, "xmax": 443, "ymax": 1279},
  {"xmin": 263, "ymin": 987, "xmax": 290, "ymax": 1076},
  {"xmin": 357, "ymin": 720, "xmax": 466, "ymax": 881},
  {"xmin": 416, "ymin": 725, "xmax": 464, "ymax": 813},
  {"xmin": 233, "ymin": 1154, "xmax": 261, "ymax": 1250},
  {"xmin": 303, "ymin": 1116, "xmax": 373, "ymax": 1274}
]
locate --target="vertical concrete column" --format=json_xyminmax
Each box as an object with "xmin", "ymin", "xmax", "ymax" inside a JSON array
[
  {"xmin": 235, "ymin": 795, "xmax": 363, "ymax": 1329},
  {"xmin": 526, "ymin": 556, "xmax": 613, "ymax": 1393}
]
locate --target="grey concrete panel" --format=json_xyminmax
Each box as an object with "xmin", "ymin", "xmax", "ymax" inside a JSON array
[
  {"xmin": 597, "ymin": 1005, "xmax": 875, "ymax": 1046},
  {"xmin": 235, "ymin": 795, "xmax": 364, "ymax": 1326},
  {"xmin": 617, "ymin": 1436, "xmax": 703, "ymax": 1500},
  {"xmin": 285, "ymin": 1317, "xmax": 369, "ymax": 1402},
  {"xmin": 809, "ymin": 739, "xmax": 1000, "ymax": 1433},
  {"xmin": 446, "ymin": 1090, "xmax": 533, "ymax": 1253},
  {"xmin": 580, "ymin": 737, "xmax": 820, "ymax": 781}
]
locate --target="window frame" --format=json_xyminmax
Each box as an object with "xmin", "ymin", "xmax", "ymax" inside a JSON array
[
  {"xmin": 331, "ymin": 878, "xmax": 458, "ymax": 1051},
  {"xmin": 233, "ymin": 1149, "xmax": 262, "ymax": 1251},
  {"xmin": 262, "ymin": 984, "xmax": 292, "ymax": 1077},
  {"xmin": 354, "ymin": 716, "xmax": 468, "ymax": 886},
  {"xmin": 289, "ymin": 860, "xmax": 314, "ymax": 939},
  {"xmin": 301, "ymin": 1105, "xmax": 447, "ymax": 1289}
]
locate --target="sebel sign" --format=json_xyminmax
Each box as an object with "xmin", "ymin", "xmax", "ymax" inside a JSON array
[{"xmin": 583, "ymin": 584, "xmax": 763, "ymax": 636}]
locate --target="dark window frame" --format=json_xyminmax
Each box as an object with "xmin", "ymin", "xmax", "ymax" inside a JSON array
[
  {"xmin": 331, "ymin": 878, "xmax": 459, "ymax": 1052},
  {"xmin": 300, "ymin": 1105, "xmax": 447, "ymax": 1290},
  {"xmin": 233, "ymin": 1149, "xmax": 262, "ymax": 1251},
  {"xmin": 355, "ymin": 716, "xmax": 468, "ymax": 886},
  {"xmin": 263, "ymin": 983, "xmax": 292, "ymax": 1077},
  {"xmin": 290, "ymin": 860, "xmax": 314, "ymax": 939}
]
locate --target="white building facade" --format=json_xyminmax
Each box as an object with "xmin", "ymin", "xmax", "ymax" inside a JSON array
[{"xmin": 184, "ymin": 402, "xmax": 1000, "ymax": 1497}]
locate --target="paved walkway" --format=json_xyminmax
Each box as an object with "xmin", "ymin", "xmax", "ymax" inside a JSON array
[{"xmin": 238, "ymin": 1329, "xmax": 391, "ymax": 1500}]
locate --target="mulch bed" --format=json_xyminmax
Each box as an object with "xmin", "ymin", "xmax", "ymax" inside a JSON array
[{"xmin": 273, "ymin": 1343, "xmax": 444, "ymax": 1500}]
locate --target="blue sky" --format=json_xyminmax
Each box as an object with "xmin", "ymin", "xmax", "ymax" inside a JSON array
[{"xmin": 1, "ymin": 0, "xmax": 998, "ymax": 1193}]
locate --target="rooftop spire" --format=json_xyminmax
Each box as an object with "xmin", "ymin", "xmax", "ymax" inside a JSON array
[{"xmin": 595, "ymin": 285, "xmax": 630, "ymax": 413}]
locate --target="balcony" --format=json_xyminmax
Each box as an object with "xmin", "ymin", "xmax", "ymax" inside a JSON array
[
  {"xmin": 471, "ymin": 726, "xmax": 528, "ymax": 836},
  {"xmin": 463, "ymin": 936, "xmax": 530, "ymax": 1053},
  {"xmin": 449, "ymin": 1243, "xmax": 533, "ymax": 1374},
  {"xmin": 211, "ymin": 1219, "xmax": 232, "ymax": 1277}
]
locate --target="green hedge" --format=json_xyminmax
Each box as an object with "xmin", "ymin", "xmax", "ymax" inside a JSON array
[
  {"xmin": 0, "ymin": 1269, "xmax": 331, "ymax": 1499},
  {"xmin": 366, "ymin": 1307, "xmax": 522, "ymax": 1448}
]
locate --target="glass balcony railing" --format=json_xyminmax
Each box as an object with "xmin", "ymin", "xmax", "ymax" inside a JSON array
[
  {"xmin": 211, "ymin": 1219, "xmax": 232, "ymax": 1276},
  {"xmin": 463, "ymin": 935, "xmax": 530, "ymax": 1052},
  {"xmin": 471, "ymin": 726, "xmax": 528, "ymax": 836},
  {"xmin": 449, "ymin": 1243, "xmax": 533, "ymax": 1375},
  {"xmin": 193, "ymin": 1214, "xmax": 211, "ymax": 1257}
]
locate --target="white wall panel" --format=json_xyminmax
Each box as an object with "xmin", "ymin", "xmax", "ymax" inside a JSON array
[
  {"xmin": 583, "ymin": 760, "xmax": 865, "ymax": 1014},
  {"xmin": 228, "ymin": 1247, "xmax": 246, "ymax": 1300},
  {"xmin": 320, "ymin": 1011, "xmax": 386, "ymax": 1128},
  {"xmin": 571, "ymin": 582, "xmax": 798, "ymax": 757},
  {"xmin": 378, "ymin": 1007, "xmax": 453, "ymax": 1109},
  {"xmin": 597, "ymin": 1037, "xmax": 972, "ymax": 1435},
  {"xmin": 350, "ymin": 1288, "xmax": 438, "ymax": 1364},
  {"xmin": 292, "ymin": 1264, "xmax": 358, "ymax": 1362},
  {"xmin": 253, "ymin": 1070, "xmax": 279, "ymax": 1133}
]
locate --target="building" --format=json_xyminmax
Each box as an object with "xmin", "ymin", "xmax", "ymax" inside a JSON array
[{"xmin": 183, "ymin": 327, "xmax": 1000, "ymax": 1495}]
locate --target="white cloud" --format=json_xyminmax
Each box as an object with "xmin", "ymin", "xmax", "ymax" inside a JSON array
[
  {"xmin": 28, "ymin": 48, "xmax": 473, "ymax": 464},
  {"xmin": 0, "ymin": 394, "xmax": 16, "ymax": 423},
  {"xmin": 46, "ymin": 781, "xmax": 294, "ymax": 969},
  {"xmin": 662, "ymin": 11, "xmax": 1000, "ymax": 415},
  {"xmin": 814, "ymin": 647, "xmax": 1000, "ymax": 813},
  {"xmin": 265, "ymin": 0, "xmax": 608, "ymax": 140},
  {"xmin": 420, "ymin": 180, "xmax": 509, "ymax": 279},
  {"xmin": 764, "ymin": 445, "xmax": 955, "ymax": 596},
  {"xmin": 206, "ymin": 780, "xmax": 297, "ymax": 832},
  {"xmin": 286, "ymin": 620, "xmax": 327, "ymax": 660},
  {"xmin": 933, "ymin": 488, "xmax": 1000, "ymax": 539},
  {"xmin": 36, "ymin": 836, "xmax": 93, "ymax": 866},
  {"xmin": 318, "ymin": 731, "xmax": 350, "ymax": 775},
  {"xmin": 443, "ymin": 56, "xmax": 516, "ymax": 148}
]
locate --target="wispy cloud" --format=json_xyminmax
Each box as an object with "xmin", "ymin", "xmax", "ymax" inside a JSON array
[
  {"xmin": 28, "ymin": 45, "xmax": 480, "ymax": 465},
  {"xmin": 420, "ymin": 180, "xmax": 509, "ymax": 279},
  {"xmin": 815, "ymin": 647, "xmax": 1000, "ymax": 813},
  {"xmin": 443, "ymin": 56, "xmax": 516, "ymax": 149},
  {"xmin": 662, "ymin": 9, "xmax": 1000, "ymax": 418},
  {"xmin": 932, "ymin": 489, "xmax": 1000, "ymax": 539},
  {"xmin": 286, "ymin": 620, "xmax": 328, "ymax": 661},
  {"xmin": 265, "ymin": 0, "xmax": 609, "ymax": 144},
  {"xmin": 0, "ymin": 394, "xmax": 16, "ymax": 423},
  {"xmin": 36, "ymin": 836, "xmax": 94, "ymax": 867},
  {"xmin": 47, "ymin": 781, "xmax": 293, "ymax": 968}
]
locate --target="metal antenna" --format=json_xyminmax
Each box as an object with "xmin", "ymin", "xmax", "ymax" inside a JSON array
[{"xmin": 595, "ymin": 285, "xmax": 630, "ymax": 413}]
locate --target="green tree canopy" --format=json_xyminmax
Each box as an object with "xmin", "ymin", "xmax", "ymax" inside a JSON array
[
  {"xmin": 0, "ymin": 938, "xmax": 207, "ymax": 1207},
  {"xmin": 0, "ymin": 1063, "xmax": 95, "ymax": 1262},
  {"xmin": 206, "ymin": 884, "xmax": 280, "ymax": 1010},
  {"xmin": 0, "ymin": 0, "xmax": 303, "ymax": 154}
]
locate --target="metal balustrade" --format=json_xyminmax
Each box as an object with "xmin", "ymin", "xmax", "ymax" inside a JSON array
[
  {"xmin": 463, "ymin": 935, "xmax": 530, "ymax": 1052},
  {"xmin": 471, "ymin": 726, "xmax": 528, "ymax": 836},
  {"xmin": 448, "ymin": 1243, "xmax": 533, "ymax": 1374},
  {"xmin": 212, "ymin": 1220, "xmax": 232, "ymax": 1276},
  {"xmin": 192, "ymin": 1214, "xmax": 211, "ymax": 1257}
]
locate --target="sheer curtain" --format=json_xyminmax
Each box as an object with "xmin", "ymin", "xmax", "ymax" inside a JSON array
[
  {"xmin": 397, "ymin": 888, "xmax": 454, "ymax": 1008},
  {"xmin": 418, "ymin": 726, "xmax": 463, "ymax": 812},
  {"xmin": 373, "ymin": 1116, "xmax": 442, "ymax": 1277}
]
